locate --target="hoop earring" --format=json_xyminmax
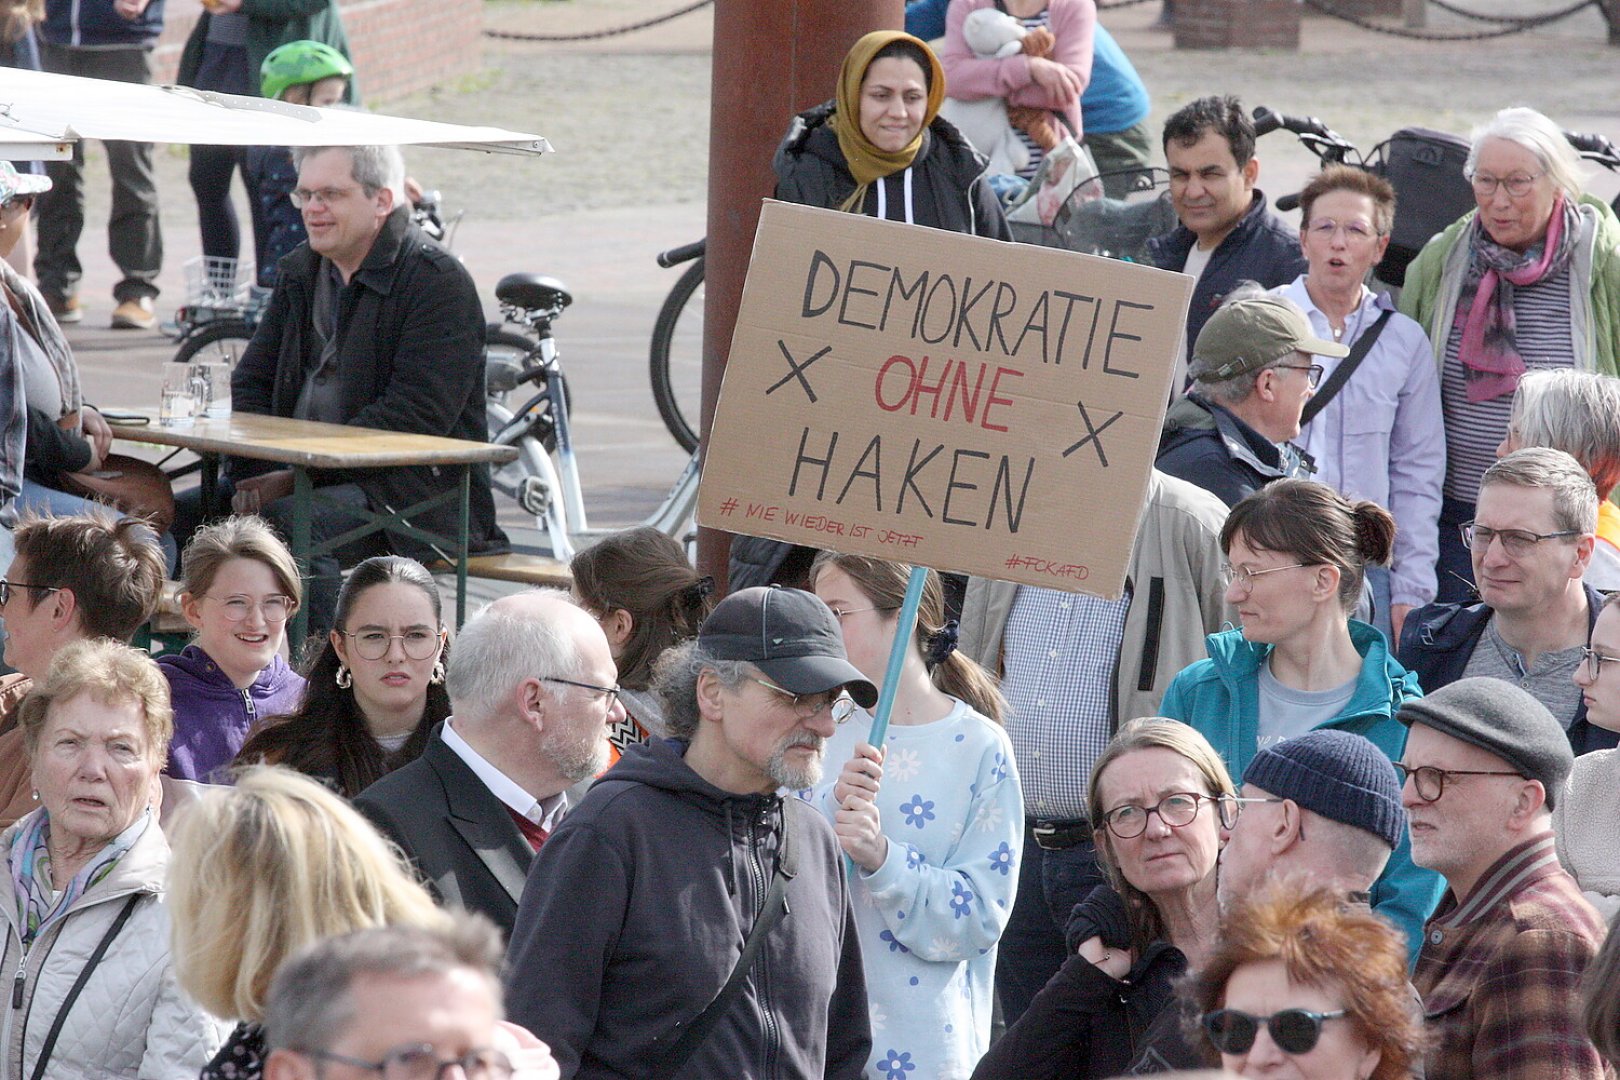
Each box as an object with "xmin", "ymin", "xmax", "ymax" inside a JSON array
[
  {"xmin": 430, "ymin": 659, "xmax": 446, "ymax": 685},
  {"xmin": 336, "ymin": 665, "xmax": 352, "ymax": 690}
]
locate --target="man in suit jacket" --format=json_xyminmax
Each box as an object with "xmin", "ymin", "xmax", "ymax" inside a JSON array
[{"xmin": 356, "ymin": 590, "xmax": 626, "ymax": 940}]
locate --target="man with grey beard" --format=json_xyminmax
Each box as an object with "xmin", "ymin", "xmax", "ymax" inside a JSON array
[
  {"xmin": 504, "ymin": 586, "xmax": 876, "ymax": 1080},
  {"xmin": 356, "ymin": 590, "xmax": 623, "ymax": 942}
]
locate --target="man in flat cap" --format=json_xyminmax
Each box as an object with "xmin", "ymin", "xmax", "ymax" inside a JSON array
[
  {"xmin": 1156, "ymin": 284, "xmax": 1345, "ymax": 508},
  {"xmin": 1398, "ymin": 677, "xmax": 1610, "ymax": 1078},
  {"xmin": 503, "ymin": 586, "xmax": 874, "ymax": 1080}
]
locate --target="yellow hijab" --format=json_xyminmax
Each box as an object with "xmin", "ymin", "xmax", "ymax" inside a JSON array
[{"xmin": 830, "ymin": 31, "xmax": 946, "ymax": 214}]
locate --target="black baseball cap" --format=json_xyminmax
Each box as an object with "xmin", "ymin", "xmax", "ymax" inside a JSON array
[{"xmin": 699, "ymin": 586, "xmax": 879, "ymax": 708}]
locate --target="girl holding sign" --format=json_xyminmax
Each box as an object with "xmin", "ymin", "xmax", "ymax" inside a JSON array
[{"xmin": 808, "ymin": 552, "xmax": 1022, "ymax": 1080}]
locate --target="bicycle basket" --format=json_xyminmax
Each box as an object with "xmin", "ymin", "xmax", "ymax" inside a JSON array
[
  {"xmin": 183, "ymin": 256, "xmax": 257, "ymax": 307},
  {"xmin": 1053, "ymin": 168, "xmax": 1176, "ymax": 262},
  {"xmin": 1366, "ymin": 127, "xmax": 1473, "ymax": 287}
]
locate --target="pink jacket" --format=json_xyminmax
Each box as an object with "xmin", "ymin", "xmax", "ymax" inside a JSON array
[{"xmin": 940, "ymin": 0, "xmax": 1094, "ymax": 140}]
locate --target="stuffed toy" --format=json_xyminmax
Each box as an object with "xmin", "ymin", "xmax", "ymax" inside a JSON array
[{"xmin": 939, "ymin": 7, "xmax": 1030, "ymax": 177}]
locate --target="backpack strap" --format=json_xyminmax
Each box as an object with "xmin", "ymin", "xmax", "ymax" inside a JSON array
[
  {"xmin": 1299, "ymin": 309, "xmax": 1394, "ymax": 426},
  {"xmin": 29, "ymin": 893, "xmax": 141, "ymax": 1080}
]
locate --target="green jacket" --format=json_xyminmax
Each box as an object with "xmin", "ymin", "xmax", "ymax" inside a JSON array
[
  {"xmin": 1399, "ymin": 194, "xmax": 1620, "ymax": 376},
  {"xmin": 177, "ymin": 0, "xmax": 356, "ymax": 104}
]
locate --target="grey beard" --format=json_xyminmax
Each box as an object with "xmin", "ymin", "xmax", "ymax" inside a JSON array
[{"xmin": 766, "ymin": 731, "xmax": 826, "ymax": 790}]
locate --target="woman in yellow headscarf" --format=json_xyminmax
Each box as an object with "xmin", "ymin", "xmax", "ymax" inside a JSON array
[{"xmin": 774, "ymin": 30, "xmax": 1010, "ymax": 238}]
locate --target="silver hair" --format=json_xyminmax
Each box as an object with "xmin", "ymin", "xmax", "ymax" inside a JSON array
[
  {"xmin": 263, "ymin": 916, "xmax": 504, "ymax": 1055},
  {"xmin": 651, "ymin": 640, "xmax": 752, "ymax": 741},
  {"xmin": 291, "ymin": 144, "xmax": 408, "ymax": 205},
  {"xmin": 1480, "ymin": 446, "xmax": 1599, "ymax": 534},
  {"xmin": 1466, "ymin": 107, "xmax": 1585, "ymax": 201},
  {"xmin": 446, "ymin": 591, "xmax": 582, "ymax": 723},
  {"xmin": 1510, "ymin": 370, "xmax": 1620, "ymax": 499}
]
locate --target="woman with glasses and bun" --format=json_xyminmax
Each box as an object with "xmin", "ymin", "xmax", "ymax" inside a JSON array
[
  {"xmin": 1187, "ymin": 877, "xmax": 1425, "ymax": 1079},
  {"xmin": 1554, "ymin": 591, "xmax": 1620, "ymax": 918},
  {"xmin": 972, "ymin": 718, "xmax": 1232, "ymax": 1078},
  {"xmin": 1158, "ymin": 478, "xmax": 1442, "ymax": 961},
  {"xmin": 162, "ymin": 516, "xmax": 306, "ymax": 783},
  {"xmin": 236, "ymin": 555, "xmax": 448, "ymax": 798}
]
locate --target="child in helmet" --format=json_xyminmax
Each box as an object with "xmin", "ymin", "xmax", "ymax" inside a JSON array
[{"xmin": 248, "ymin": 40, "xmax": 355, "ymax": 287}]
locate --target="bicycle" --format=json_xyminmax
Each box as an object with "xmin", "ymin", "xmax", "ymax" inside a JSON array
[
  {"xmin": 487, "ymin": 271, "xmax": 699, "ymax": 563},
  {"xmin": 648, "ymin": 238, "xmax": 705, "ymax": 455}
]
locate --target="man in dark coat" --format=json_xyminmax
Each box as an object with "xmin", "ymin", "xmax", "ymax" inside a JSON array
[
  {"xmin": 355, "ymin": 590, "xmax": 625, "ymax": 942},
  {"xmin": 1147, "ymin": 95, "xmax": 1305, "ymax": 370},
  {"xmin": 229, "ymin": 144, "xmax": 505, "ymax": 632}
]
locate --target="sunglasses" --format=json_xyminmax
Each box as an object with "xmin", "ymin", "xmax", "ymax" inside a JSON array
[{"xmin": 1202, "ymin": 1007, "xmax": 1348, "ymax": 1056}]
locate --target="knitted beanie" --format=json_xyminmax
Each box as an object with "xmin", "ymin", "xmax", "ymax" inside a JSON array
[
  {"xmin": 1242, "ymin": 729, "xmax": 1406, "ymax": 850},
  {"xmin": 1396, "ymin": 677, "xmax": 1573, "ymax": 809}
]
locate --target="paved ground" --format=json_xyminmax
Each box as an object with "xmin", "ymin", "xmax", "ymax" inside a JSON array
[{"xmin": 51, "ymin": 0, "xmax": 1620, "ymax": 563}]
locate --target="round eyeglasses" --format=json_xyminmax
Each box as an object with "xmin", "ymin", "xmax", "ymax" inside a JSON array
[
  {"xmin": 1099, "ymin": 791, "xmax": 1226, "ymax": 840},
  {"xmin": 1469, "ymin": 172, "xmax": 1543, "ymax": 199},
  {"xmin": 748, "ymin": 677, "xmax": 858, "ymax": 724},
  {"xmin": 339, "ymin": 629, "xmax": 443, "ymax": 661},
  {"xmin": 1202, "ymin": 1007, "xmax": 1348, "ymax": 1056},
  {"xmin": 205, "ymin": 594, "xmax": 295, "ymax": 623},
  {"xmin": 1580, "ymin": 646, "xmax": 1620, "ymax": 683},
  {"xmin": 1393, "ymin": 762, "xmax": 1525, "ymax": 803}
]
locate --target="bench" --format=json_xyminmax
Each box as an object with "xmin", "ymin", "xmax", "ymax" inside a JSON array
[{"xmin": 431, "ymin": 553, "xmax": 573, "ymax": 590}]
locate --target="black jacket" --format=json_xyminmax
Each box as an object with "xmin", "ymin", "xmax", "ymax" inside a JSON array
[
  {"xmin": 1398, "ymin": 583, "xmax": 1620, "ymax": 756},
  {"xmin": 503, "ymin": 738, "xmax": 871, "ymax": 1080},
  {"xmin": 353, "ymin": 725, "xmax": 533, "ymax": 941},
  {"xmin": 1155, "ymin": 392, "xmax": 1313, "ymax": 508},
  {"xmin": 231, "ymin": 207, "xmax": 505, "ymax": 562},
  {"xmin": 1147, "ymin": 191, "xmax": 1306, "ymax": 357}
]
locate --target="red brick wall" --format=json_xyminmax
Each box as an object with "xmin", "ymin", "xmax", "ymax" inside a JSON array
[
  {"xmin": 152, "ymin": 0, "xmax": 481, "ymax": 103},
  {"xmin": 1174, "ymin": 0, "xmax": 1302, "ymax": 48}
]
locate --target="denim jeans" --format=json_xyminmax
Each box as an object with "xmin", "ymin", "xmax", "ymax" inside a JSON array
[
  {"xmin": 1435, "ymin": 496, "xmax": 1477, "ymax": 604},
  {"xmin": 995, "ymin": 824, "xmax": 1107, "ymax": 1025}
]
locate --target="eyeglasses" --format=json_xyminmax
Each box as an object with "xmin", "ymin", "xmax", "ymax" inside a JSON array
[
  {"xmin": 1220, "ymin": 562, "xmax": 1310, "ymax": 591},
  {"xmin": 542, "ymin": 676, "xmax": 622, "ymax": 708},
  {"xmin": 827, "ymin": 605, "xmax": 897, "ymax": 620},
  {"xmin": 339, "ymin": 628, "xmax": 443, "ymax": 661},
  {"xmin": 748, "ymin": 676, "xmax": 858, "ymax": 724},
  {"xmin": 1274, "ymin": 363, "xmax": 1325, "ymax": 389},
  {"xmin": 1202, "ymin": 1008, "xmax": 1348, "ymax": 1056},
  {"xmin": 1580, "ymin": 646, "xmax": 1620, "ymax": 683},
  {"xmin": 1394, "ymin": 762, "xmax": 1526, "ymax": 803},
  {"xmin": 1460, "ymin": 522, "xmax": 1580, "ymax": 558},
  {"xmin": 1305, "ymin": 219, "xmax": 1381, "ymax": 243},
  {"xmin": 1099, "ymin": 791, "xmax": 1222, "ymax": 840},
  {"xmin": 290, "ymin": 185, "xmax": 362, "ymax": 208},
  {"xmin": 205, "ymin": 594, "xmax": 296, "ymax": 623},
  {"xmin": 306, "ymin": 1045, "xmax": 513, "ymax": 1080},
  {"xmin": 0, "ymin": 580, "xmax": 59, "ymax": 608},
  {"xmin": 1469, "ymin": 172, "xmax": 1543, "ymax": 198}
]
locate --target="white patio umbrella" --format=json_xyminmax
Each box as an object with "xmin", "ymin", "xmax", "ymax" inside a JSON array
[{"xmin": 0, "ymin": 66, "xmax": 551, "ymax": 159}]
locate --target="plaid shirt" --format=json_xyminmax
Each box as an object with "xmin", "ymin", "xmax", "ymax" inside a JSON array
[{"xmin": 1414, "ymin": 832, "xmax": 1613, "ymax": 1079}]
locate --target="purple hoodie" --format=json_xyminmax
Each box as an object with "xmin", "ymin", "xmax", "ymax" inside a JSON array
[{"xmin": 159, "ymin": 644, "xmax": 307, "ymax": 783}]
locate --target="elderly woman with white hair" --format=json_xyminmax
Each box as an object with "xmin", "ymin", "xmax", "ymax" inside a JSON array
[
  {"xmin": 1498, "ymin": 369, "xmax": 1620, "ymax": 590},
  {"xmin": 1401, "ymin": 105, "xmax": 1620, "ymax": 602}
]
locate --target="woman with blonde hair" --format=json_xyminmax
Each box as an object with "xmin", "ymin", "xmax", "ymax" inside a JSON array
[
  {"xmin": 163, "ymin": 516, "xmax": 306, "ymax": 782},
  {"xmin": 168, "ymin": 765, "xmax": 451, "ymax": 1079},
  {"xmin": 972, "ymin": 718, "xmax": 1234, "ymax": 1077}
]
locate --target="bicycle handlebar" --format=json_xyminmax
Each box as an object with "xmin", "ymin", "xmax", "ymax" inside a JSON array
[
  {"xmin": 1253, "ymin": 106, "xmax": 1334, "ymax": 141},
  {"xmin": 657, "ymin": 240, "xmax": 706, "ymax": 268},
  {"xmin": 1565, "ymin": 129, "xmax": 1620, "ymax": 166}
]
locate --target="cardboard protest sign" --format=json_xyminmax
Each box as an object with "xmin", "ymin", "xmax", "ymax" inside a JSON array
[{"xmin": 698, "ymin": 201, "xmax": 1193, "ymax": 599}]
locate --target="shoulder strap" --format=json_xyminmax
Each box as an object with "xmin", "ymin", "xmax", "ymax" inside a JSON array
[
  {"xmin": 651, "ymin": 807, "xmax": 796, "ymax": 1079},
  {"xmin": 1299, "ymin": 309, "xmax": 1394, "ymax": 426},
  {"xmin": 29, "ymin": 893, "xmax": 141, "ymax": 1080}
]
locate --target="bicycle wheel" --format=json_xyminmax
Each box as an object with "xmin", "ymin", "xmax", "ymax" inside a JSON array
[
  {"xmin": 485, "ymin": 325, "xmax": 570, "ymax": 451},
  {"xmin": 173, "ymin": 320, "xmax": 256, "ymax": 366},
  {"xmin": 649, "ymin": 257, "xmax": 703, "ymax": 454}
]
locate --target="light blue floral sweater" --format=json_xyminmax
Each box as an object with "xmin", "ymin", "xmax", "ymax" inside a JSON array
[{"xmin": 808, "ymin": 699, "xmax": 1024, "ymax": 1080}]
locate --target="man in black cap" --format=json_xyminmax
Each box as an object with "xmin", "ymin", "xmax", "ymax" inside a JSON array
[
  {"xmin": 1397, "ymin": 677, "xmax": 1609, "ymax": 1078},
  {"xmin": 503, "ymin": 586, "xmax": 875, "ymax": 1080}
]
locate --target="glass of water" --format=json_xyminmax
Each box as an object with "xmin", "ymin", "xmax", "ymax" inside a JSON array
[
  {"xmin": 160, "ymin": 365, "xmax": 198, "ymax": 426},
  {"xmin": 197, "ymin": 359, "xmax": 231, "ymax": 419}
]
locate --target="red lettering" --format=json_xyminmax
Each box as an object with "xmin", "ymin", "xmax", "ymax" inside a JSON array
[
  {"xmin": 981, "ymin": 367, "xmax": 1023, "ymax": 432},
  {"xmin": 874, "ymin": 355, "xmax": 916, "ymax": 411}
]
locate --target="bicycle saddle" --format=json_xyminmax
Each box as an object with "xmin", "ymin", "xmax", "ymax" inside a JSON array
[{"xmin": 496, "ymin": 273, "xmax": 573, "ymax": 313}]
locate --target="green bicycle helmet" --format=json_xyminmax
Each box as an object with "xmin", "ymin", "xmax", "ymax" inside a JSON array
[{"xmin": 260, "ymin": 40, "xmax": 353, "ymax": 102}]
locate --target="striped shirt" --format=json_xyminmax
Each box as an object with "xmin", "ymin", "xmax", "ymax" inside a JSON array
[
  {"xmin": 1441, "ymin": 264, "xmax": 1577, "ymax": 502},
  {"xmin": 1414, "ymin": 831, "xmax": 1610, "ymax": 1078},
  {"xmin": 1012, "ymin": 8, "xmax": 1052, "ymax": 180},
  {"xmin": 1001, "ymin": 583, "xmax": 1130, "ymax": 820}
]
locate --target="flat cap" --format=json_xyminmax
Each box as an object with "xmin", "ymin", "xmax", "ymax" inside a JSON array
[{"xmin": 1397, "ymin": 677, "xmax": 1573, "ymax": 808}]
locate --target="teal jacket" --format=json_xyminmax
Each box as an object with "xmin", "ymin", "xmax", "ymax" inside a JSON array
[{"xmin": 1160, "ymin": 620, "xmax": 1444, "ymax": 966}]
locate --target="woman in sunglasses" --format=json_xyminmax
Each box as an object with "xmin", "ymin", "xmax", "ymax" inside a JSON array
[
  {"xmin": 236, "ymin": 555, "xmax": 449, "ymax": 797},
  {"xmin": 971, "ymin": 718, "xmax": 1233, "ymax": 1077},
  {"xmin": 1554, "ymin": 590, "xmax": 1620, "ymax": 918},
  {"xmin": 1159, "ymin": 478, "xmax": 1442, "ymax": 961},
  {"xmin": 1187, "ymin": 878, "xmax": 1426, "ymax": 1079}
]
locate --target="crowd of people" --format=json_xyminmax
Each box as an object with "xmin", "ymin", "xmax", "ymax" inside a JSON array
[{"xmin": 0, "ymin": 0, "xmax": 1616, "ymax": 1077}]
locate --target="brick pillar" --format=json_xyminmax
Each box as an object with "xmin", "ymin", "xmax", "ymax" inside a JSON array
[{"xmin": 1174, "ymin": 0, "xmax": 1301, "ymax": 48}]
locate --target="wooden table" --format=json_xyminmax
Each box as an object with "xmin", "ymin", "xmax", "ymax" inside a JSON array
[{"xmin": 110, "ymin": 410, "xmax": 518, "ymax": 648}]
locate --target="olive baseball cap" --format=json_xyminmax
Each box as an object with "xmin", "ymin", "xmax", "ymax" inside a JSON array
[
  {"xmin": 1190, "ymin": 294, "xmax": 1349, "ymax": 382},
  {"xmin": 699, "ymin": 586, "xmax": 879, "ymax": 708}
]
